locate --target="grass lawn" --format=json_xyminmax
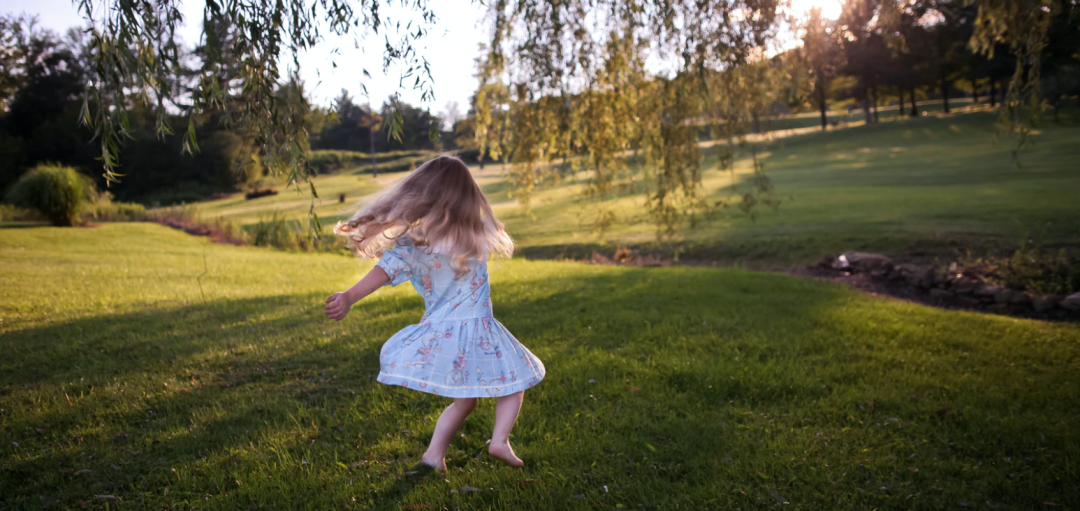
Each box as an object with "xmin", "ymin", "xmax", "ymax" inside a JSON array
[
  {"xmin": 187, "ymin": 109, "xmax": 1080, "ymax": 268},
  {"xmin": 2, "ymin": 223, "xmax": 1078, "ymax": 510},
  {"xmin": 194, "ymin": 173, "xmax": 388, "ymax": 228},
  {"xmin": 496, "ymin": 109, "xmax": 1080, "ymax": 266}
]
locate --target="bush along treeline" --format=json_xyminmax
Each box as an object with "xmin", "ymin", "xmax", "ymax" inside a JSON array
[
  {"xmin": 2, "ymin": 163, "xmax": 148, "ymax": 226},
  {"xmin": 0, "ymin": 15, "xmax": 452, "ymax": 211}
]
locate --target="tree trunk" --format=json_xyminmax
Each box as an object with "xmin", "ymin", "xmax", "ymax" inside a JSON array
[
  {"xmin": 872, "ymin": 84, "xmax": 880, "ymax": 123},
  {"xmin": 862, "ymin": 86, "xmax": 872, "ymax": 124},
  {"xmin": 971, "ymin": 77, "xmax": 980, "ymax": 104},
  {"xmin": 990, "ymin": 79, "xmax": 997, "ymax": 107},
  {"xmin": 898, "ymin": 86, "xmax": 906, "ymax": 117},
  {"xmin": 941, "ymin": 71, "xmax": 950, "ymax": 114},
  {"xmin": 818, "ymin": 86, "xmax": 828, "ymax": 131},
  {"xmin": 910, "ymin": 85, "xmax": 919, "ymax": 118},
  {"xmin": 369, "ymin": 126, "xmax": 377, "ymax": 178}
]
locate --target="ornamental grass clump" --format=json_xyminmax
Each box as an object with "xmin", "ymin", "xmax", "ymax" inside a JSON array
[{"xmin": 4, "ymin": 164, "xmax": 92, "ymax": 226}]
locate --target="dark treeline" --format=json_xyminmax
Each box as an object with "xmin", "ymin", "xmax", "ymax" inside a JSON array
[{"xmin": 0, "ymin": 15, "xmax": 448, "ymax": 206}]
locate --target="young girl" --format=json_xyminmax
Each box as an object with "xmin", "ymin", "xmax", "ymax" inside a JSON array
[{"xmin": 324, "ymin": 156, "xmax": 545, "ymax": 471}]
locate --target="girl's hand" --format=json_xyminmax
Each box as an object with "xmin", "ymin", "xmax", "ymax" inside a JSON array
[
  {"xmin": 324, "ymin": 292, "xmax": 353, "ymax": 321},
  {"xmin": 323, "ymin": 267, "xmax": 390, "ymax": 322}
]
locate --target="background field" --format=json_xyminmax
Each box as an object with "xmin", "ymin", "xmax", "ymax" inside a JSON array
[
  {"xmin": 194, "ymin": 109, "xmax": 1080, "ymax": 268},
  {"xmin": 2, "ymin": 224, "xmax": 1078, "ymax": 510}
]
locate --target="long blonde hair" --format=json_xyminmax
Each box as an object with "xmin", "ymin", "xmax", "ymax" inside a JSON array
[{"xmin": 335, "ymin": 155, "xmax": 513, "ymax": 276}]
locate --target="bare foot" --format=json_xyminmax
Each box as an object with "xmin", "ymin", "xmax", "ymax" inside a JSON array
[
  {"xmin": 420, "ymin": 452, "xmax": 447, "ymax": 471},
  {"xmin": 488, "ymin": 441, "xmax": 524, "ymax": 467}
]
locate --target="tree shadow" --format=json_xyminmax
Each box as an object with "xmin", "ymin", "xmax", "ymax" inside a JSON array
[{"xmin": 2, "ymin": 267, "xmax": 1078, "ymax": 509}]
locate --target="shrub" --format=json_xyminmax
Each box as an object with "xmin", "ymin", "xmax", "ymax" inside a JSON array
[
  {"xmin": 243, "ymin": 213, "xmax": 349, "ymax": 253},
  {"xmin": 0, "ymin": 203, "xmax": 43, "ymax": 222},
  {"xmin": 4, "ymin": 164, "xmax": 93, "ymax": 226},
  {"xmin": 998, "ymin": 241, "xmax": 1080, "ymax": 296},
  {"xmin": 245, "ymin": 188, "xmax": 279, "ymax": 200},
  {"xmin": 84, "ymin": 201, "xmax": 147, "ymax": 222}
]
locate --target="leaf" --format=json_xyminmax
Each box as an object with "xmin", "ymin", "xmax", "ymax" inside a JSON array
[
  {"xmin": 645, "ymin": 444, "xmax": 657, "ymax": 452},
  {"xmin": 73, "ymin": 469, "xmax": 91, "ymax": 475}
]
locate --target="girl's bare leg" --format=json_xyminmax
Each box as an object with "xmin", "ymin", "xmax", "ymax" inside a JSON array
[
  {"xmin": 488, "ymin": 390, "xmax": 525, "ymax": 467},
  {"xmin": 421, "ymin": 397, "xmax": 477, "ymax": 470}
]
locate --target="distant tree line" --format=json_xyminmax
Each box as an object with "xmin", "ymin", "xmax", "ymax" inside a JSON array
[
  {"xmin": 793, "ymin": 0, "xmax": 1079, "ymax": 129},
  {"xmin": 0, "ymin": 15, "xmax": 447, "ymax": 206}
]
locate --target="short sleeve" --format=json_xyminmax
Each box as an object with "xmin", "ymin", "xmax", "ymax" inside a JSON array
[{"xmin": 375, "ymin": 241, "xmax": 413, "ymax": 287}]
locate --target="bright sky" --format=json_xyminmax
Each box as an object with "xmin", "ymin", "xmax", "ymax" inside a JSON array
[
  {"xmin": 790, "ymin": 0, "xmax": 844, "ymax": 20},
  {"xmin": 1, "ymin": 0, "xmax": 488, "ymax": 116}
]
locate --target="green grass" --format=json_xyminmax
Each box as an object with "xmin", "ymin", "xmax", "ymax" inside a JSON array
[
  {"xmin": 495, "ymin": 110, "xmax": 1080, "ymax": 266},
  {"xmin": 758, "ymin": 97, "xmax": 977, "ymax": 133},
  {"xmin": 180, "ymin": 108, "xmax": 1080, "ymax": 268},
  {"xmin": 195, "ymin": 173, "xmax": 391, "ymax": 227},
  {"xmin": 2, "ymin": 224, "xmax": 1078, "ymax": 509}
]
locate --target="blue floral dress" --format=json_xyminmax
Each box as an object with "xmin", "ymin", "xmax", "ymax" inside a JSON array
[{"xmin": 374, "ymin": 236, "xmax": 545, "ymax": 398}]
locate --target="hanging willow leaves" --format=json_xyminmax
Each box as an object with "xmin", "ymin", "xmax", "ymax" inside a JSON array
[
  {"xmin": 473, "ymin": 0, "xmax": 787, "ymax": 239},
  {"xmin": 968, "ymin": 0, "xmax": 1054, "ymax": 145},
  {"xmin": 75, "ymin": 0, "xmax": 1055, "ymax": 239}
]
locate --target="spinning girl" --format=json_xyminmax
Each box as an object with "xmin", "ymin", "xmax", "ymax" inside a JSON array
[{"xmin": 324, "ymin": 156, "xmax": 545, "ymax": 470}]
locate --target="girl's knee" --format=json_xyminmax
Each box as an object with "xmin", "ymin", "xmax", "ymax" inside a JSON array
[{"xmin": 454, "ymin": 398, "xmax": 478, "ymax": 412}]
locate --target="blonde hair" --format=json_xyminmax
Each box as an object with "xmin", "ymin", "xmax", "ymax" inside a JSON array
[{"xmin": 335, "ymin": 155, "xmax": 514, "ymax": 276}]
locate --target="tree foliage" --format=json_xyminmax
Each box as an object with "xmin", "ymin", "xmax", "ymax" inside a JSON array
[
  {"xmin": 62, "ymin": 0, "xmax": 1073, "ymax": 237},
  {"xmin": 472, "ymin": 0, "xmax": 786, "ymax": 236},
  {"xmin": 77, "ymin": 0, "xmax": 439, "ymax": 189}
]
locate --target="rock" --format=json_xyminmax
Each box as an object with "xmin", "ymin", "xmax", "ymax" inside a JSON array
[
  {"xmin": 929, "ymin": 288, "xmax": 951, "ymax": 300},
  {"xmin": 892, "ymin": 264, "xmax": 923, "ymax": 284},
  {"xmin": 832, "ymin": 254, "xmax": 851, "ymax": 270},
  {"xmin": 1061, "ymin": 292, "xmax": 1080, "ymax": 310},
  {"xmin": 934, "ymin": 272, "xmax": 951, "ymax": 287},
  {"xmin": 869, "ymin": 269, "xmax": 890, "ymax": 280},
  {"xmin": 994, "ymin": 290, "xmax": 1016, "ymax": 304},
  {"xmin": 918, "ymin": 268, "xmax": 937, "ymax": 289},
  {"xmin": 1033, "ymin": 294, "xmax": 1063, "ymax": 311},
  {"xmin": 841, "ymin": 251, "xmax": 892, "ymax": 272},
  {"xmin": 1009, "ymin": 292, "xmax": 1032, "ymax": 305},
  {"xmin": 818, "ymin": 254, "xmax": 837, "ymax": 269},
  {"xmin": 974, "ymin": 284, "xmax": 1002, "ymax": 297},
  {"xmin": 951, "ymin": 277, "xmax": 979, "ymax": 294},
  {"xmin": 958, "ymin": 296, "xmax": 982, "ymax": 308},
  {"xmin": 988, "ymin": 303, "xmax": 1009, "ymax": 314}
]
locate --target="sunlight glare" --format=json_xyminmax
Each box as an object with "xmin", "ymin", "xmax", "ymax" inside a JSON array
[{"xmin": 789, "ymin": 0, "xmax": 844, "ymax": 20}]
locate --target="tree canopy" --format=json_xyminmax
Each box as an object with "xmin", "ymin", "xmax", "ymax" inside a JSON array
[{"xmin": 66, "ymin": 0, "xmax": 1074, "ymax": 236}]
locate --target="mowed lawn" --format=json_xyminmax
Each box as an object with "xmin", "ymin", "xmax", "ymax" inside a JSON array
[
  {"xmin": 1, "ymin": 223, "xmax": 1078, "ymax": 510},
  {"xmin": 497, "ymin": 110, "xmax": 1080, "ymax": 264},
  {"xmin": 193, "ymin": 110, "xmax": 1080, "ymax": 268}
]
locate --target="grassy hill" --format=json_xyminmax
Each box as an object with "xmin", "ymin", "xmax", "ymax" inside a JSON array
[
  {"xmin": 2, "ymin": 224, "xmax": 1078, "ymax": 509},
  {"xmin": 190, "ymin": 109, "xmax": 1080, "ymax": 268},
  {"xmin": 497, "ymin": 110, "xmax": 1080, "ymax": 265}
]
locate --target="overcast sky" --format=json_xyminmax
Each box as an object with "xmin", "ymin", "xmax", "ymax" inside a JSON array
[{"xmin": 1, "ymin": 0, "xmax": 489, "ymax": 116}]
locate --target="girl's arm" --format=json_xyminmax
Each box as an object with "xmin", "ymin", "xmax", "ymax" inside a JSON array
[{"xmin": 324, "ymin": 266, "xmax": 391, "ymax": 321}]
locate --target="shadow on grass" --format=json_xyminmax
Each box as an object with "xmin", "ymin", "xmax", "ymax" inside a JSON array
[{"xmin": 2, "ymin": 268, "xmax": 1078, "ymax": 509}]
